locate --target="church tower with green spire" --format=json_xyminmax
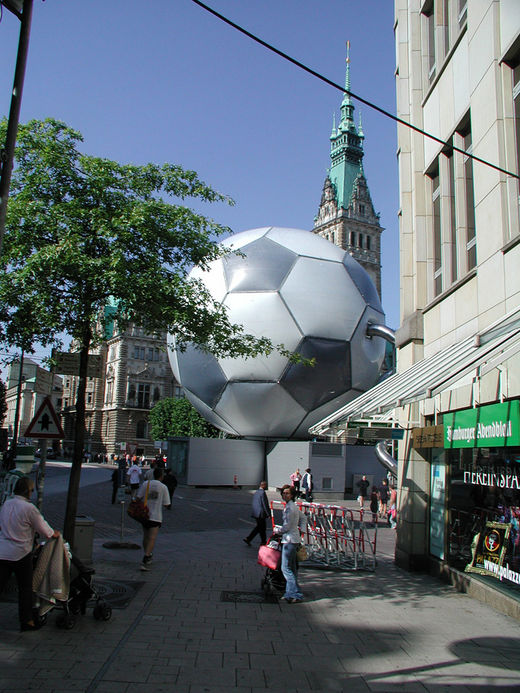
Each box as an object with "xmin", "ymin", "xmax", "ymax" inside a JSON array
[{"xmin": 313, "ymin": 44, "xmax": 383, "ymax": 296}]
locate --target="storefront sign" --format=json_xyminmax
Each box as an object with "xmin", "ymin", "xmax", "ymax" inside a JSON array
[
  {"xmin": 444, "ymin": 401, "xmax": 520, "ymax": 449},
  {"xmin": 412, "ymin": 425, "xmax": 444, "ymax": 449},
  {"xmin": 465, "ymin": 521, "xmax": 511, "ymax": 576}
]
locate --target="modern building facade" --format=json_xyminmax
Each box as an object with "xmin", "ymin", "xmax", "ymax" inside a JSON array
[
  {"xmin": 310, "ymin": 1, "xmax": 520, "ymax": 617},
  {"xmin": 313, "ymin": 47, "xmax": 383, "ymax": 296}
]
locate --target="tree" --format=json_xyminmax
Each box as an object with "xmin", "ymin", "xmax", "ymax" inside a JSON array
[
  {"xmin": 0, "ymin": 118, "xmax": 278, "ymax": 544},
  {"xmin": 149, "ymin": 397, "xmax": 221, "ymax": 440}
]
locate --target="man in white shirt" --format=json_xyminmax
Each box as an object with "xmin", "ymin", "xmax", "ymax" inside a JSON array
[
  {"xmin": 0, "ymin": 476, "xmax": 59, "ymax": 631},
  {"xmin": 136, "ymin": 468, "xmax": 170, "ymax": 571}
]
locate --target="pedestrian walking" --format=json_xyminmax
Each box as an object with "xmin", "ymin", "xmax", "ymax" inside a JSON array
[
  {"xmin": 243, "ymin": 481, "xmax": 270, "ymax": 546},
  {"xmin": 0, "ymin": 476, "xmax": 60, "ymax": 631},
  {"xmin": 144, "ymin": 459, "xmax": 156, "ymax": 481},
  {"xmin": 277, "ymin": 485, "xmax": 306, "ymax": 603},
  {"xmin": 289, "ymin": 468, "xmax": 302, "ymax": 497},
  {"xmin": 379, "ymin": 479, "xmax": 389, "ymax": 517},
  {"xmin": 163, "ymin": 468, "xmax": 178, "ymax": 498},
  {"xmin": 137, "ymin": 468, "xmax": 171, "ymax": 571},
  {"xmin": 357, "ymin": 475, "xmax": 370, "ymax": 509},
  {"xmin": 127, "ymin": 461, "xmax": 141, "ymax": 498},
  {"xmin": 301, "ymin": 468, "xmax": 313, "ymax": 501},
  {"xmin": 111, "ymin": 469, "xmax": 119, "ymax": 504},
  {"xmin": 369, "ymin": 489, "xmax": 379, "ymax": 522}
]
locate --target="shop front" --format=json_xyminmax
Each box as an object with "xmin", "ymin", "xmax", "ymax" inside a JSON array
[{"xmin": 429, "ymin": 400, "xmax": 520, "ymax": 602}]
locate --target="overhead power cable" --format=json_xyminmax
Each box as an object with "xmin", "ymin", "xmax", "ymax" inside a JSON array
[{"xmin": 191, "ymin": 0, "xmax": 519, "ymax": 180}]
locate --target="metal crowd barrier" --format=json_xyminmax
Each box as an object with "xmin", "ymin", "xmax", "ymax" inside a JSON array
[{"xmin": 270, "ymin": 500, "xmax": 377, "ymax": 571}]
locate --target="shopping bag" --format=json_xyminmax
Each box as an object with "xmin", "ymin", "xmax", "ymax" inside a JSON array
[{"xmin": 127, "ymin": 482, "xmax": 150, "ymax": 524}]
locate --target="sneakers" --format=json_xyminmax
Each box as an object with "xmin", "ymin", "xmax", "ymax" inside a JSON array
[{"xmin": 140, "ymin": 554, "xmax": 153, "ymax": 571}]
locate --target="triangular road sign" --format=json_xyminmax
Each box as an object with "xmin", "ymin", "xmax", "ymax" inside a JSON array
[{"xmin": 24, "ymin": 396, "xmax": 65, "ymax": 439}]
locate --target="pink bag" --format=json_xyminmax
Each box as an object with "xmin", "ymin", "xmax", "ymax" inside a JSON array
[{"xmin": 258, "ymin": 538, "xmax": 282, "ymax": 570}]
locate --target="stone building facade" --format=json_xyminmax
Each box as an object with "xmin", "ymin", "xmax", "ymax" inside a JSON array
[
  {"xmin": 313, "ymin": 48, "xmax": 383, "ymax": 296},
  {"xmin": 61, "ymin": 324, "xmax": 181, "ymax": 459}
]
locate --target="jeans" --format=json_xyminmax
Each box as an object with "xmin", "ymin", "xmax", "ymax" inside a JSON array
[{"xmin": 281, "ymin": 542, "xmax": 302, "ymax": 600}]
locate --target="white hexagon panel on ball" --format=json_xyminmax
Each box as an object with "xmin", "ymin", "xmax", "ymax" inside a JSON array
[{"xmin": 167, "ymin": 227, "xmax": 389, "ymax": 439}]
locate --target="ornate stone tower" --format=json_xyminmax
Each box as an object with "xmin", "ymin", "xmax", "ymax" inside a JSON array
[{"xmin": 313, "ymin": 45, "xmax": 383, "ymax": 296}]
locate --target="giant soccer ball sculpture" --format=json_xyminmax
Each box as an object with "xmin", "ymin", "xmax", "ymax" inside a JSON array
[{"xmin": 167, "ymin": 227, "xmax": 388, "ymax": 439}]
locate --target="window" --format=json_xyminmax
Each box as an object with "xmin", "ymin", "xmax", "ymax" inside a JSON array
[
  {"xmin": 426, "ymin": 115, "xmax": 477, "ymax": 300},
  {"xmin": 423, "ymin": 2, "xmax": 436, "ymax": 82},
  {"xmin": 322, "ymin": 477, "xmax": 333, "ymax": 490},
  {"xmin": 458, "ymin": 0, "xmax": 467, "ymax": 28},
  {"xmin": 349, "ymin": 231, "xmax": 355, "ymax": 246},
  {"xmin": 431, "ymin": 170, "xmax": 442, "ymax": 296},
  {"xmin": 105, "ymin": 380, "xmax": 113, "ymax": 405},
  {"xmin": 153, "ymin": 386, "xmax": 161, "ymax": 402},
  {"xmin": 448, "ymin": 152, "xmax": 457, "ymax": 283},
  {"xmin": 366, "ymin": 235, "xmax": 371, "ymax": 251},
  {"xmin": 462, "ymin": 130, "xmax": 476, "ymax": 270},
  {"xmin": 137, "ymin": 383, "xmax": 150, "ymax": 408},
  {"xmin": 136, "ymin": 420, "xmax": 148, "ymax": 439},
  {"xmin": 87, "ymin": 392, "xmax": 93, "ymax": 405},
  {"xmin": 174, "ymin": 386, "xmax": 184, "ymax": 398},
  {"xmin": 514, "ymin": 64, "xmax": 520, "ymax": 188},
  {"xmin": 359, "ymin": 203, "xmax": 365, "ymax": 216},
  {"xmin": 133, "ymin": 346, "xmax": 145, "ymax": 360},
  {"xmin": 105, "ymin": 418, "xmax": 110, "ymax": 437}
]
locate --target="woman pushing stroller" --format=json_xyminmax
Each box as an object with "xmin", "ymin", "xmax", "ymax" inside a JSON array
[{"xmin": 275, "ymin": 485, "xmax": 306, "ymax": 604}]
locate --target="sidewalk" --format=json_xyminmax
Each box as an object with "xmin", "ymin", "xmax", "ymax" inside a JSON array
[{"xmin": 1, "ymin": 486, "xmax": 520, "ymax": 692}]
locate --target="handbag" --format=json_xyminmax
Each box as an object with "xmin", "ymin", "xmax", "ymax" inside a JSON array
[
  {"xmin": 127, "ymin": 482, "xmax": 150, "ymax": 524},
  {"xmin": 296, "ymin": 543, "xmax": 308, "ymax": 562}
]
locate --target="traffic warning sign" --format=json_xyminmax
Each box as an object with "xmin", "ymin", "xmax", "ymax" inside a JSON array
[{"xmin": 24, "ymin": 396, "xmax": 65, "ymax": 439}]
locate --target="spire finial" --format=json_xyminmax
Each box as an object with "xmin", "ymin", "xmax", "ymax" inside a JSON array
[{"xmin": 345, "ymin": 40, "xmax": 351, "ymax": 93}]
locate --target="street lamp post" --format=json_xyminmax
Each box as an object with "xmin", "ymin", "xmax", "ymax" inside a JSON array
[{"xmin": 0, "ymin": 0, "xmax": 34, "ymax": 256}]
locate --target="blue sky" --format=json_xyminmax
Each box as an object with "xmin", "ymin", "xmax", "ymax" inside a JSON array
[{"xmin": 0, "ymin": 0, "xmax": 399, "ymax": 367}]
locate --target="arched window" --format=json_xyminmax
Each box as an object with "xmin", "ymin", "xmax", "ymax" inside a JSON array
[
  {"xmin": 105, "ymin": 418, "xmax": 110, "ymax": 438},
  {"xmin": 366, "ymin": 235, "xmax": 371, "ymax": 250},
  {"xmin": 136, "ymin": 420, "xmax": 148, "ymax": 439}
]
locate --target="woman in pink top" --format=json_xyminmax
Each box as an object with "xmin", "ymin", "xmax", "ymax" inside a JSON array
[{"xmin": 289, "ymin": 468, "xmax": 301, "ymax": 497}]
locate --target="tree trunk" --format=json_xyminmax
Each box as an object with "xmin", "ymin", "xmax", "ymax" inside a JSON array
[{"xmin": 63, "ymin": 326, "xmax": 91, "ymax": 546}]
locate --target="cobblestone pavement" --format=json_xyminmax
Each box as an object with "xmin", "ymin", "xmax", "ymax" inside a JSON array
[{"xmin": 1, "ymin": 472, "xmax": 520, "ymax": 692}]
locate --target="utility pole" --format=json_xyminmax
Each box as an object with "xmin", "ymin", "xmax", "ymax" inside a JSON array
[{"xmin": 0, "ymin": 0, "xmax": 34, "ymax": 255}]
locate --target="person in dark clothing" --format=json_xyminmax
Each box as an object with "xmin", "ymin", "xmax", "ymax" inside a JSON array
[
  {"xmin": 369, "ymin": 489, "xmax": 379, "ymax": 522},
  {"xmin": 243, "ymin": 481, "xmax": 270, "ymax": 546},
  {"xmin": 357, "ymin": 475, "xmax": 370, "ymax": 509},
  {"xmin": 301, "ymin": 468, "xmax": 313, "ymax": 501},
  {"xmin": 111, "ymin": 469, "xmax": 119, "ymax": 504},
  {"xmin": 163, "ymin": 469, "xmax": 178, "ymax": 498},
  {"xmin": 379, "ymin": 479, "xmax": 389, "ymax": 517}
]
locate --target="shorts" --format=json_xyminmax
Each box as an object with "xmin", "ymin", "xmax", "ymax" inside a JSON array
[{"xmin": 142, "ymin": 520, "xmax": 161, "ymax": 529}]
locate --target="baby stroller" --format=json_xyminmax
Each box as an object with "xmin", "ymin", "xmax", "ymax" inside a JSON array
[
  {"xmin": 33, "ymin": 538, "xmax": 112, "ymax": 629},
  {"xmin": 258, "ymin": 535, "xmax": 286, "ymax": 597}
]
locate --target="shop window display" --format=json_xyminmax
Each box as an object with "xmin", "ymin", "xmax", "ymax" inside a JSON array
[{"xmin": 447, "ymin": 447, "xmax": 520, "ymax": 593}]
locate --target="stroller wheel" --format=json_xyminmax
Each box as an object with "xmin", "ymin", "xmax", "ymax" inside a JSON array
[
  {"xmin": 93, "ymin": 602, "xmax": 112, "ymax": 621},
  {"xmin": 56, "ymin": 613, "xmax": 75, "ymax": 629}
]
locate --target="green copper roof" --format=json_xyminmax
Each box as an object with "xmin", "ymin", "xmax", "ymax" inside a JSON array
[{"xmin": 328, "ymin": 44, "xmax": 364, "ymax": 210}]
